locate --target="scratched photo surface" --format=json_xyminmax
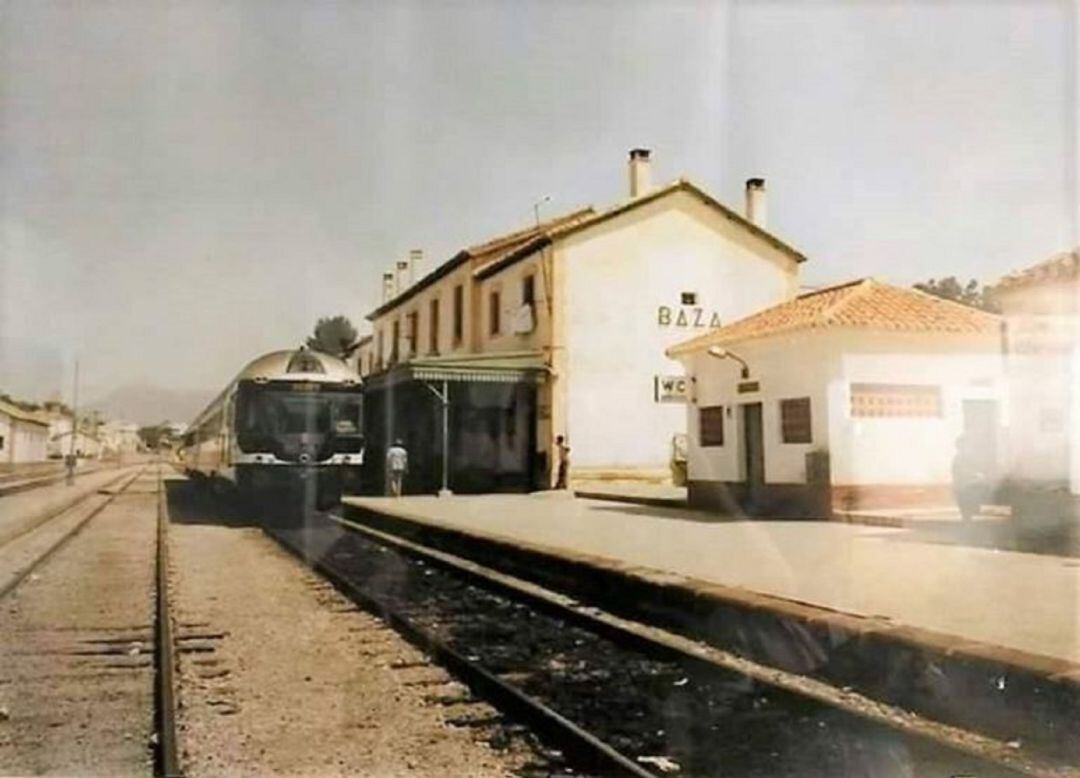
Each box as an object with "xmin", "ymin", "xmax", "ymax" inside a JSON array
[{"xmin": 0, "ymin": 2, "xmax": 1077, "ymax": 777}]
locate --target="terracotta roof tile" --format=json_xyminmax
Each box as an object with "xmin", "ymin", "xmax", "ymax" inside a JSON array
[
  {"xmin": 667, "ymin": 278, "xmax": 999, "ymax": 356},
  {"xmin": 997, "ymin": 248, "xmax": 1080, "ymax": 292}
]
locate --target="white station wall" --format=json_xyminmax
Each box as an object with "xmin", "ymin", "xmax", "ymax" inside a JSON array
[
  {"xmin": 685, "ymin": 333, "xmax": 834, "ymax": 485},
  {"xmin": 562, "ymin": 190, "xmax": 799, "ymax": 472},
  {"xmin": 683, "ymin": 330, "xmax": 1001, "ymax": 489},
  {"xmin": 827, "ymin": 332, "xmax": 1001, "ymax": 486}
]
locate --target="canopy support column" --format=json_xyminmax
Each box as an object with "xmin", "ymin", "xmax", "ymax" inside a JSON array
[{"xmin": 422, "ymin": 379, "xmax": 452, "ymax": 497}]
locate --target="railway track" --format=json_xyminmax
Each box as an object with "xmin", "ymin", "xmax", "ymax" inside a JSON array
[
  {"xmin": 0, "ymin": 462, "xmax": 181, "ymax": 777},
  {"xmin": 268, "ymin": 510, "xmax": 1069, "ymax": 778},
  {"xmin": 0, "ymin": 467, "xmax": 141, "ymax": 599}
]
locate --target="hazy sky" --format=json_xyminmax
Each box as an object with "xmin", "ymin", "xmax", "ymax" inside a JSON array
[{"xmin": 1, "ymin": 0, "xmax": 1076, "ymax": 406}]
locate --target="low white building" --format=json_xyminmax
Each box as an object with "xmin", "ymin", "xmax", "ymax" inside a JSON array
[
  {"xmin": 995, "ymin": 248, "xmax": 1080, "ymax": 520},
  {"xmin": 48, "ymin": 429, "xmax": 102, "ymax": 460},
  {"xmin": 0, "ymin": 399, "xmax": 50, "ymax": 464},
  {"xmin": 100, "ymin": 420, "xmax": 142, "ymax": 456},
  {"xmin": 667, "ymin": 279, "xmax": 1002, "ymax": 516}
]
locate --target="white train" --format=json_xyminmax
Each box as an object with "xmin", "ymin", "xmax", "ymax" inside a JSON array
[{"xmin": 180, "ymin": 347, "xmax": 364, "ymax": 510}]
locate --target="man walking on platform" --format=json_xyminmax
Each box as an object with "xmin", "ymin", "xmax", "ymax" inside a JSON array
[{"xmin": 386, "ymin": 439, "xmax": 408, "ymax": 497}]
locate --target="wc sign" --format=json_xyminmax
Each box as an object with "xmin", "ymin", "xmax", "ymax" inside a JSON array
[{"xmin": 654, "ymin": 374, "xmax": 690, "ymax": 403}]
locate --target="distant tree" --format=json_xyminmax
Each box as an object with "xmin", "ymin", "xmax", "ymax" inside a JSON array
[
  {"xmin": 913, "ymin": 276, "xmax": 999, "ymax": 313},
  {"xmin": 306, "ymin": 316, "xmax": 360, "ymax": 358}
]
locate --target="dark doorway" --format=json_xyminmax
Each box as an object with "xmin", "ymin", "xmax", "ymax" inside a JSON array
[{"xmin": 742, "ymin": 402, "xmax": 765, "ymax": 506}]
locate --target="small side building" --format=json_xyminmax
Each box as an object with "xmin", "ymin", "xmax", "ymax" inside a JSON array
[
  {"xmin": 668, "ymin": 279, "xmax": 1002, "ymax": 516},
  {"xmin": 0, "ymin": 399, "xmax": 50, "ymax": 465}
]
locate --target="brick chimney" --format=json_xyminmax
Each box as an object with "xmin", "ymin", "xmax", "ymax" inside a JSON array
[
  {"xmin": 628, "ymin": 148, "xmax": 652, "ymax": 198},
  {"xmin": 408, "ymin": 249, "xmax": 424, "ymax": 286},
  {"xmin": 381, "ymin": 271, "xmax": 395, "ymax": 303},
  {"xmin": 395, "ymin": 259, "xmax": 409, "ymax": 295}
]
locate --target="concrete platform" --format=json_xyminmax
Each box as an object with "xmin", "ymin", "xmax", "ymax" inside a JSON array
[{"xmin": 343, "ymin": 492, "xmax": 1079, "ymax": 676}]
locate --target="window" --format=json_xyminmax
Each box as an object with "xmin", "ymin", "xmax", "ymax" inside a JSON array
[
  {"xmin": 699, "ymin": 406, "xmax": 724, "ymax": 446},
  {"xmin": 453, "ymin": 284, "xmax": 464, "ymax": 343},
  {"xmin": 780, "ymin": 398, "xmax": 812, "ymax": 443},
  {"xmin": 390, "ymin": 320, "xmax": 400, "ymax": 364},
  {"xmin": 0, "ymin": 435, "xmax": 4, "ymax": 451},
  {"xmin": 681, "ymin": 291, "xmax": 698, "ymax": 305},
  {"xmin": 406, "ymin": 311, "xmax": 418, "ymax": 356},
  {"xmin": 850, "ymin": 383, "xmax": 941, "ymax": 418},
  {"xmin": 489, "ymin": 289, "xmax": 501, "ymax": 335},
  {"xmin": 429, "ymin": 297, "xmax": 440, "ymax": 354},
  {"xmin": 522, "ymin": 274, "xmax": 535, "ymax": 306},
  {"xmin": 376, "ymin": 330, "xmax": 384, "ymax": 369}
]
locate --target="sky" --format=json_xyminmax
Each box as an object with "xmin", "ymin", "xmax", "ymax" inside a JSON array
[{"xmin": 1, "ymin": 0, "xmax": 1076, "ymax": 407}]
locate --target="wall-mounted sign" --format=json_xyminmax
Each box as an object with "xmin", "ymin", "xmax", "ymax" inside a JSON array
[
  {"xmin": 658, "ymin": 305, "xmax": 722, "ymax": 329},
  {"xmin": 737, "ymin": 381, "xmax": 760, "ymax": 394},
  {"xmin": 655, "ymin": 375, "xmax": 690, "ymax": 403}
]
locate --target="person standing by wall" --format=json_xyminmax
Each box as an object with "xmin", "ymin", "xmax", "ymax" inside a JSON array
[
  {"xmin": 554, "ymin": 435, "xmax": 570, "ymax": 490},
  {"xmin": 386, "ymin": 439, "xmax": 408, "ymax": 497},
  {"xmin": 951, "ymin": 433, "xmax": 986, "ymax": 522}
]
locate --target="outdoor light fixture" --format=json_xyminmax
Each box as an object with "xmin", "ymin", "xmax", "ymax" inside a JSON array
[{"xmin": 706, "ymin": 344, "xmax": 750, "ymax": 379}]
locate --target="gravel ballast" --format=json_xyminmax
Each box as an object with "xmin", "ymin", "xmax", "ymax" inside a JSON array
[{"xmin": 166, "ymin": 476, "xmax": 533, "ymax": 777}]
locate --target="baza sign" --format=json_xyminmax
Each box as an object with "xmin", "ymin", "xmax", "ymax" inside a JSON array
[
  {"xmin": 654, "ymin": 375, "xmax": 690, "ymax": 403},
  {"xmin": 657, "ymin": 306, "xmax": 722, "ymax": 328}
]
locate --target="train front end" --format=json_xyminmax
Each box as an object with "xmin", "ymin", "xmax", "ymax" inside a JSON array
[{"xmin": 233, "ymin": 349, "xmax": 363, "ymax": 513}]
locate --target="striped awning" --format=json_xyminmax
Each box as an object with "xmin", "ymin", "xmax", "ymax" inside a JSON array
[{"xmin": 366, "ymin": 351, "xmax": 548, "ymax": 388}]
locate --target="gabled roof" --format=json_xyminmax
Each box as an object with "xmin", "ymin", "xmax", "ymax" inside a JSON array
[
  {"xmin": 667, "ymin": 278, "xmax": 1000, "ymax": 357},
  {"xmin": 473, "ymin": 178, "xmax": 807, "ymax": 281},
  {"xmin": 997, "ymin": 247, "xmax": 1080, "ymax": 293},
  {"xmin": 367, "ymin": 208, "xmax": 595, "ymax": 320},
  {"xmin": 0, "ymin": 398, "xmax": 50, "ymax": 427},
  {"xmin": 369, "ymin": 177, "xmax": 810, "ymax": 319}
]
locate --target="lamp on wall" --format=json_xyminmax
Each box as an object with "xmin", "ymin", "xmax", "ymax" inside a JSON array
[{"xmin": 706, "ymin": 345, "xmax": 750, "ymax": 379}]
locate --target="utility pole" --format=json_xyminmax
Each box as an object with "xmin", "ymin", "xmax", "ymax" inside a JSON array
[{"xmin": 66, "ymin": 358, "xmax": 78, "ymax": 485}]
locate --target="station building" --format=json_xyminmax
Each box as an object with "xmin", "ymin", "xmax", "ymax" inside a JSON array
[
  {"xmin": 667, "ymin": 279, "xmax": 1002, "ymax": 516},
  {"xmin": 357, "ymin": 150, "xmax": 807, "ymax": 493},
  {"xmin": 995, "ymin": 247, "xmax": 1080, "ymax": 520},
  {"xmin": 0, "ymin": 399, "xmax": 50, "ymax": 464}
]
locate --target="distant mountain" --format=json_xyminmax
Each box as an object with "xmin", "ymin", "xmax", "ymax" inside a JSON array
[{"xmin": 88, "ymin": 384, "xmax": 215, "ymax": 427}]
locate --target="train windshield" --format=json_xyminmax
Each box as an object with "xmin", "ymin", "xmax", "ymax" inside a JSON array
[{"xmin": 236, "ymin": 384, "xmax": 362, "ymax": 449}]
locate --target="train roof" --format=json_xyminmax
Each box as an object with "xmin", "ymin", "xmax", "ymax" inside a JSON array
[
  {"xmin": 187, "ymin": 348, "xmax": 360, "ymax": 430},
  {"xmin": 236, "ymin": 348, "xmax": 360, "ymax": 384}
]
